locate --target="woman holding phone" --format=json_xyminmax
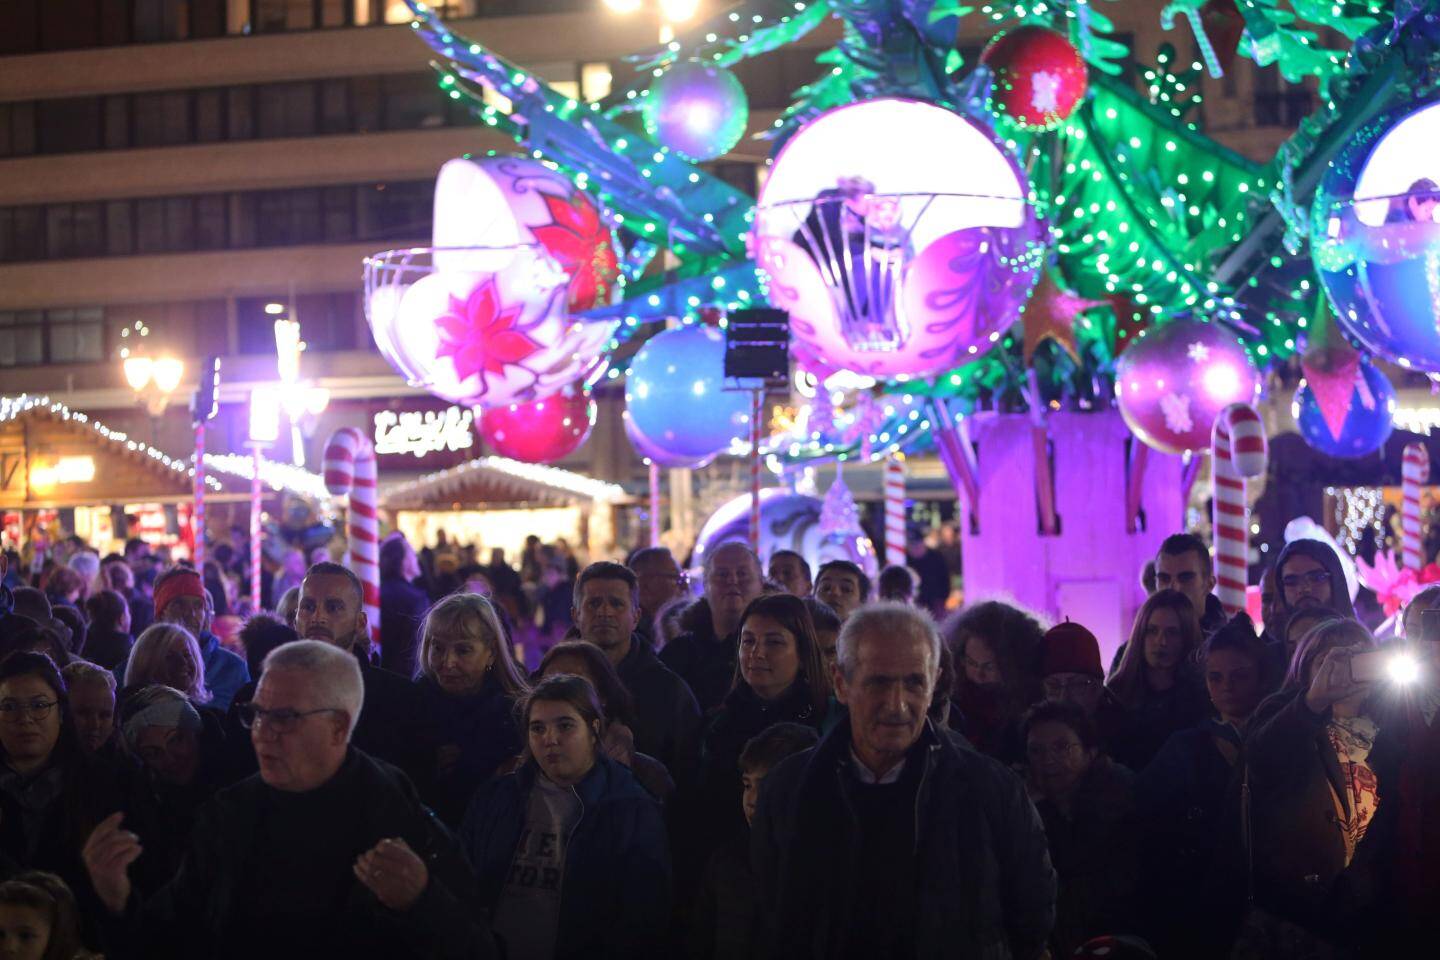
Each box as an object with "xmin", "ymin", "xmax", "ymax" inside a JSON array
[{"xmin": 1235, "ymin": 619, "xmax": 1382, "ymax": 957}]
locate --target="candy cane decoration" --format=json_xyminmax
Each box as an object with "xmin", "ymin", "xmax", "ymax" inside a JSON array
[
  {"xmin": 884, "ymin": 458, "xmax": 906, "ymax": 567},
  {"xmin": 1403, "ymin": 443, "xmax": 1429, "ymax": 572},
  {"xmin": 1212, "ymin": 403, "xmax": 1267, "ymax": 615},
  {"xmin": 323, "ymin": 428, "xmax": 380, "ymax": 650}
]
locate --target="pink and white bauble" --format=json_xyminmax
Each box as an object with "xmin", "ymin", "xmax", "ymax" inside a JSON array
[{"xmin": 366, "ymin": 156, "xmax": 623, "ymax": 409}]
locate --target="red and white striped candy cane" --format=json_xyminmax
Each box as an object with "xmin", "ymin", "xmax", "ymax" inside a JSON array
[
  {"xmin": 1211, "ymin": 403, "xmax": 1267, "ymax": 616},
  {"xmin": 884, "ymin": 458, "xmax": 906, "ymax": 567},
  {"xmin": 323, "ymin": 428, "xmax": 380, "ymax": 650},
  {"xmin": 1403, "ymin": 443, "xmax": 1429, "ymax": 571}
]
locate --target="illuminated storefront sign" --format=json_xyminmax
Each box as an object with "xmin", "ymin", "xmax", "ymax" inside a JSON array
[{"xmin": 374, "ymin": 406, "xmax": 476, "ymax": 458}]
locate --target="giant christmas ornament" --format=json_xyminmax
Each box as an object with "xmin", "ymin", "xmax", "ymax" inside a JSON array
[
  {"xmin": 624, "ymin": 324, "xmax": 751, "ymax": 468},
  {"xmin": 642, "ymin": 61, "xmax": 749, "ymax": 162},
  {"xmin": 753, "ymin": 98, "xmax": 1045, "ymax": 380},
  {"xmin": 1313, "ymin": 97, "xmax": 1440, "ymax": 372},
  {"xmin": 1293, "ymin": 361, "xmax": 1395, "ymax": 459},
  {"xmin": 479, "ymin": 385, "xmax": 596, "ymax": 463},
  {"xmin": 691, "ymin": 489, "xmax": 879, "ymax": 580},
  {"xmin": 980, "ymin": 26, "xmax": 1089, "ymax": 130},
  {"xmin": 365, "ymin": 156, "xmax": 622, "ymax": 409},
  {"xmin": 1115, "ymin": 320, "xmax": 1261, "ymax": 455}
]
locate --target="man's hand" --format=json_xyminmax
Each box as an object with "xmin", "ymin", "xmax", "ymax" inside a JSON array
[
  {"xmin": 354, "ymin": 838, "xmax": 429, "ymax": 912},
  {"xmin": 83, "ymin": 812, "xmax": 142, "ymax": 915}
]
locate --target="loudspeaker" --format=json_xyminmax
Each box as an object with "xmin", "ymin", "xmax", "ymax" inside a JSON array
[{"xmin": 723, "ymin": 308, "xmax": 790, "ymax": 380}]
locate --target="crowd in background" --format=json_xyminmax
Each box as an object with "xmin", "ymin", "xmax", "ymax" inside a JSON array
[{"xmin": 0, "ymin": 522, "xmax": 1434, "ymax": 959}]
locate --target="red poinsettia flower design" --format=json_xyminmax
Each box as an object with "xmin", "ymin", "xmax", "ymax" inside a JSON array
[
  {"xmin": 531, "ymin": 192, "xmax": 620, "ymax": 312},
  {"xmin": 434, "ymin": 279, "xmax": 542, "ymax": 386}
]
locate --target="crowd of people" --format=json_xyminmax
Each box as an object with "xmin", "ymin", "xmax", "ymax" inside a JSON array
[{"xmin": 0, "ymin": 525, "xmax": 1434, "ymax": 959}]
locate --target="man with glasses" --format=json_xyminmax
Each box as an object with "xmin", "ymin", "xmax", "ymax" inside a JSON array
[
  {"xmin": 575, "ymin": 561, "xmax": 702, "ymax": 782},
  {"xmin": 661, "ymin": 541, "xmax": 764, "ymax": 712},
  {"xmin": 1270, "ymin": 538, "xmax": 1356, "ymax": 628},
  {"xmin": 83, "ymin": 639, "xmax": 491, "ymax": 958},
  {"xmin": 1039, "ymin": 620, "xmax": 1132, "ymax": 760},
  {"xmin": 292, "ymin": 562, "xmax": 439, "ymax": 797},
  {"xmin": 627, "ymin": 546, "xmax": 688, "ymax": 645}
]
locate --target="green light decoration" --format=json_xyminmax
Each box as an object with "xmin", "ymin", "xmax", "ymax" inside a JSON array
[{"xmin": 396, "ymin": 0, "xmax": 1433, "ymax": 465}]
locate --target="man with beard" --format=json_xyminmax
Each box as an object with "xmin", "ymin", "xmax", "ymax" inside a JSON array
[
  {"xmin": 293, "ymin": 562, "xmax": 438, "ymax": 794},
  {"xmin": 1271, "ymin": 538, "xmax": 1356, "ymax": 624},
  {"xmin": 661, "ymin": 542, "xmax": 764, "ymax": 713}
]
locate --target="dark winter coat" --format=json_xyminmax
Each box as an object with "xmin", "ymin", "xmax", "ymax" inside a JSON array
[
  {"xmin": 1242, "ymin": 688, "xmax": 1379, "ymax": 935},
  {"xmin": 460, "ymin": 754, "xmax": 671, "ymax": 960},
  {"xmin": 82, "ymin": 626, "xmax": 132, "ymax": 671},
  {"xmin": 1108, "ymin": 673, "xmax": 1211, "ymax": 771},
  {"xmin": 1033, "ymin": 756, "xmax": 1139, "ymax": 959},
  {"xmin": 421, "ymin": 674, "xmax": 521, "ymax": 826},
  {"xmin": 689, "ymin": 828, "xmax": 755, "ymax": 960},
  {"xmin": 615, "ymin": 634, "xmax": 702, "ymax": 783},
  {"xmin": 380, "ymin": 577, "xmax": 431, "ymax": 679},
  {"xmin": 101, "ymin": 748, "xmax": 491, "ymax": 960},
  {"xmin": 751, "ymin": 718, "xmax": 1056, "ymax": 960},
  {"xmin": 353, "ymin": 657, "xmax": 441, "ymax": 799},
  {"xmin": 660, "ymin": 602, "xmax": 738, "ymax": 714}
]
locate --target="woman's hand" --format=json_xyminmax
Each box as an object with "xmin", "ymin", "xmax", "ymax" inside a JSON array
[{"xmin": 1304, "ymin": 646, "xmax": 1371, "ymax": 715}]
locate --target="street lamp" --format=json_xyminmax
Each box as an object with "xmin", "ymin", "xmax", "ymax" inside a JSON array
[
  {"xmin": 270, "ymin": 308, "xmax": 330, "ymax": 467},
  {"xmin": 123, "ymin": 354, "xmax": 185, "ymax": 416},
  {"xmin": 601, "ymin": 0, "xmax": 699, "ymax": 41}
]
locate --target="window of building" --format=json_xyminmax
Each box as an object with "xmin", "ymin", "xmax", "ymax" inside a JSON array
[
  {"xmin": 238, "ymin": 294, "xmax": 355, "ymax": 355},
  {"xmin": 0, "ymin": 208, "xmax": 44, "ymax": 263},
  {"xmin": 45, "ymin": 203, "xmax": 106, "ymax": 259},
  {"xmin": 132, "ymin": 0, "xmax": 186, "ymax": 43},
  {"xmin": 356, "ymin": 181, "xmax": 433, "ymax": 241},
  {"xmin": 0, "ymin": 3, "xmax": 41, "ymax": 55},
  {"xmin": 37, "ymin": 98, "xmax": 103, "ymax": 154},
  {"xmin": 103, "ymin": 97, "xmax": 131, "ymax": 149},
  {"xmin": 0, "ymin": 312, "xmax": 46, "ymax": 368},
  {"xmin": 256, "ymin": 82, "xmax": 317, "ymax": 138},
  {"xmin": 0, "ymin": 103, "xmax": 38, "ymax": 159},
  {"xmin": 41, "ymin": 0, "xmax": 103, "ymax": 52},
  {"xmin": 106, "ymin": 201, "xmax": 134, "ymax": 255},
  {"xmin": 46, "ymin": 308, "xmax": 107, "ymax": 363},
  {"xmin": 133, "ymin": 91, "xmax": 193, "ymax": 147},
  {"xmin": 194, "ymin": 195, "xmax": 228, "ymax": 249},
  {"xmin": 194, "ymin": 89, "xmax": 226, "ymax": 142}
]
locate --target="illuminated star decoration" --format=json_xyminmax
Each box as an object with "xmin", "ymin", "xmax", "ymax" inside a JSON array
[
  {"xmin": 435, "ymin": 279, "xmax": 542, "ymax": 389},
  {"xmin": 1022, "ymin": 272, "xmax": 1108, "ymax": 363}
]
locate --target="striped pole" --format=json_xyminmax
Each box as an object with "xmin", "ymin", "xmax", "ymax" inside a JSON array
[
  {"xmin": 192, "ymin": 421, "xmax": 206, "ymax": 569},
  {"xmin": 884, "ymin": 458, "xmax": 906, "ymax": 567},
  {"xmin": 1402, "ymin": 442, "xmax": 1429, "ymax": 571},
  {"xmin": 749, "ymin": 389, "xmax": 763, "ymax": 552},
  {"xmin": 323, "ymin": 427, "xmax": 380, "ymax": 652},
  {"xmin": 1211, "ymin": 403, "xmax": 1267, "ymax": 615}
]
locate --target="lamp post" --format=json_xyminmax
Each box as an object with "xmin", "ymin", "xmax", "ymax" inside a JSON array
[
  {"xmin": 601, "ymin": 0, "xmax": 699, "ymax": 42},
  {"xmin": 269, "ymin": 304, "xmax": 330, "ymax": 467},
  {"xmin": 248, "ymin": 388, "xmax": 282, "ymax": 610},
  {"xmin": 123, "ymin": 354, "xmax": 185, "ymax": 417}
]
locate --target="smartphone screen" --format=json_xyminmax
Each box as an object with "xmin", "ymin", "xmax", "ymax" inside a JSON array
[{"xmin": 1349, "ymin": 650, "xmax": 1388, "ymax": 684}]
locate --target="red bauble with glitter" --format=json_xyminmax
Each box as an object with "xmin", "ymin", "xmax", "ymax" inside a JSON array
[
  {"xmin": 479, "ymin": 386, "xmax": 596, "ymax": 463},
  {"xmin": 980, "ymin": 26, "xmax": 1088, "ymax": 129}
]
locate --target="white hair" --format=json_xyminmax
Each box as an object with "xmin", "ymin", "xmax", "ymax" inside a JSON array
[
  {"xmin": 836, "ymin": 602, "xmax": 941, "ymax": 679},
  {"xmin": 262, "ymin": 640, "xmax": 364, "ymax": 737}
]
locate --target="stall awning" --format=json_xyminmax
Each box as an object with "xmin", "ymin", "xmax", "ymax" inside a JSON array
[{"xmin": 381, "ymin": 456, "xmax": 628, "ymax": 511}]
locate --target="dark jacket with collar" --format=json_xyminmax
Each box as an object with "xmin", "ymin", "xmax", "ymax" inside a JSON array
[
  {"xmin": 750, "ymin": 718, "xmax": 1056, "ymax": 960},
  {"xmin": 460, "ymin": 754, "xmax": 671, "ymax": 960},
  {"xmin": 353, "ymin": 658, "xmax": 441, "ymax": 800},
  {"xmin": 659, "ymin": 603, "xmax": 738, "ymax": 715},
  {"xmin": 421, "ymin": 673, "xmax": 521, "ymax": 827},
  {"xmin": 616, "ymin": 634, "xmax": 702, "ymax": 783},
  {"xmin": 102, "ymin": 748, "xmax": 492, "ymax": 960},
  {"xmin": 1242, "ymin": 688, "xmax": 1379, "ymax": 934}
]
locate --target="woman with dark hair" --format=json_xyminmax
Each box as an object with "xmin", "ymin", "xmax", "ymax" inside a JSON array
[
  {"xmin": 1384, "ymin": 177, "xmax": 1439, "ymax": 223},
  {"xmin": 943, "ymin": 600, "xmax": 1045, "ymax": 762},
  {"xmin": 1137, "ymin": 614, "xmax": 1274, "ymax": 959},
  {"xmin": 1232, "ymin": 618, "xmax": 1384, "ymax": 956},
  {"xmin": 1106, "ymin": 590, "xmax": 1209, "ymax": 769},
  {"xmin": 81, "ymin": 591, "xmax": 130, "ymax": 671},
  {"xmin": 698, "ymin": 594, "xmax": 835, "ymax": 843},
  {"xmin": 1022, "ymin": 699, "xmax": 1138, "ymax": 959},
  {"xmin": 0, "ymin": 872, "xmax": 89, "ymax": 960},
  {"xmin": 0, "ymin": 653, "xmax": 124, "ymax": 904},
  {"xmin": 415, "ymin": 592, "xmax": 529, "ymax": 825},
  {"xmin": 461, "ymin": 674, "xmax": 670, "ymax": 960},
  {"xmin": 536, "ymin": 642, "xmax": 674, "ymax": 802}
]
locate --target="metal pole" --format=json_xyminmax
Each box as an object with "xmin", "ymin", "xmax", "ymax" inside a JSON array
[
  {"xmin": 192, "ymin": 421, "xmax": 206, "ymax": 569},
  {"xmin": 749, "ymin": 387, "xmax": 763, "ymax": 552},
  {"xmin": 249, "ymin": 442, "xmax": 264, "ymax": 610},
  {"xmin": 648, "ymin": 462, "xmax": 662, "ymax": 546}
]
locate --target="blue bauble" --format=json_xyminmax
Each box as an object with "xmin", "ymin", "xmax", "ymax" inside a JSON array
[
  {"xmin": 1312, "ymin": 97, "xmax": 1440, "ymax": 371},
  {"xmin": 625, "ymin": 325, "xmax": 751, "ymax": 468},
  {"xmin": 1293, "ymin": 362, "xmax": 1396, "ymax": 459},
  {"xmin": 641, "ymin": 61, "xmax": 749, "ymax": 162}
]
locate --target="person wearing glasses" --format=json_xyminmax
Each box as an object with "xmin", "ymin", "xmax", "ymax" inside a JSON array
[
  {"xmin": 1039, "ymin": 620, "xmax": 1132, "ymax": 759},
  {"xmin": 942, "ymin": 600, "xmax": 1045, "ymax": 763},
  {"xmin": 0, "ymin": 653, "xmax": 127, "ymax": 909},
  {"xmin": 573, "ymin": 562, "xmax": 700, "ymax": 787},
  {"xmin": 1137, "ymin": 615, "xmax": 1273, "ymax": 959},
  {"xmin": 1270, "ymin": 539, "xmax": 1356, "ymax": 629},
  {"xmin": 626, "ymin": 547, "xmax": 688, "ymax": 647},
  {"xmin": 1022, "ymin": 699, "xmax": 1139, "ymax": 960},
  {"xmin": 83, "ymin": 639, "xmax": 491, "ymax": 959}
]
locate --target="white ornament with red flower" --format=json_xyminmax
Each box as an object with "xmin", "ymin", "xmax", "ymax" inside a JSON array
[{"xmin": 367, "ymin": 157, "xmax": 623, "ymax": 410}]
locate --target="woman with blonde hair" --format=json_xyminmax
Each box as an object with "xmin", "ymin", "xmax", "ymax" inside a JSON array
[
  {"xmin": 415, "ymin": 592, "xmax": 529, "ymax": 825},
  {"xmin": 123, "ymin": 623, "xmax": 210, "ymax": 705}
]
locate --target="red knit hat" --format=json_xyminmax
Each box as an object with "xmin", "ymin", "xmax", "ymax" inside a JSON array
[
  {"xmin": 153, "ymin": 569, "xmax": 206, "ymax": 619},
  {"xmin": 1040, "ymin": 619, "xmax": 1103, "ymax": 679}
]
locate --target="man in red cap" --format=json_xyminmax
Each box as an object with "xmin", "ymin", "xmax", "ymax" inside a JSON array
[
  {"xmin": 1040, "ymin": 620, "xmax": 1131, "ymax": 757},
  {"xmin": 142, "ymin": 566, "xmax": 249, "ymax": 710}
]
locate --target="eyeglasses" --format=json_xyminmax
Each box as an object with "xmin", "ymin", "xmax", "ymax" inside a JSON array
[
  {"xmin": 0, "ymin": 700, "xmax": 57, "ymax": 723},
  {"xmin": 1043, "ymin": 677, "xmax": 1099, "ymax": 697},
  {"xmin": 1026, "ymin": 742, "xmax": 1083, "ymax": 762},
  {"xmin": 1281, "ymin": 570, "xmax": 1330, "ymax": 591},
  {"xmin": 963, "ymin": 656, "xmax": 1001, "ymax": 679},
  {"xmin": 236, "ymin": 704, "xmax": 343, "ymax": 735}
]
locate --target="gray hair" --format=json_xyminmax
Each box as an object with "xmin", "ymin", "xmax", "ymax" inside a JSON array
[
  {"xmin": 127, "ymin": 623, "xmax": 211, "ymax": 704},
  {"xmin": 836, "ymin": 602, "xmax": 941, "ymax": 680},
  {"xmin": 262, "ymin": 639, "xmax": 364, "ymax": 737}
]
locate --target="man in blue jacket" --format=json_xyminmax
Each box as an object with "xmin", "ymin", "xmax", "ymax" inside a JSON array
[{"xmin": 752, "ymin": 602, "xmax": 1057, "ymax": 960}]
